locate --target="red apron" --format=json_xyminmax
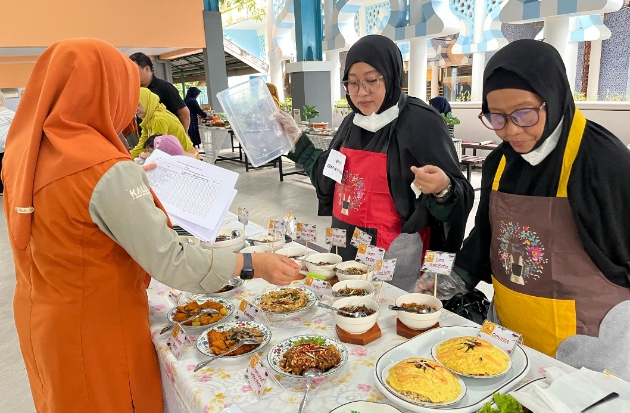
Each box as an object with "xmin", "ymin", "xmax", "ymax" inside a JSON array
[{"xmin": 331, "ymin": 146, "xmax": 430, "ymax": 254}]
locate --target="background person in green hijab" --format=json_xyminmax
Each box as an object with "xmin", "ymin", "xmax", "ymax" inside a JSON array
[{"xmin": 132, "ymin": 88, "xmax": 196, "ymax": 159}]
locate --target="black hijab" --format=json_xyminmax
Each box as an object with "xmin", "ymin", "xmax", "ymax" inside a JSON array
[
  {"xmin": 456, "ymin": 39, "xmax": 630, "ymax": 288},
  {"xmin": 429, "ymin": 97, "xmax": 452, "ymax": 115},
  {"xmin": 343, "ymin": 35, "xmax": 403, "ymax": 115},
  {"xmin": 185, "ymin": 87, "xmax": 201, "ymax": 100},
  {"xmin": 307, "ymin": 35, "xmax": 474, "ymax": 259}
]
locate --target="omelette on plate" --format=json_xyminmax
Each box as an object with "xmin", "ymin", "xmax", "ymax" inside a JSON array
[
  {"xmin": 434, "ymin": 336, "xmax": 511, "ymax": 377},
  {"xmin": 386, "ymin": 358, "xmax": 462, "ymax": 404}
]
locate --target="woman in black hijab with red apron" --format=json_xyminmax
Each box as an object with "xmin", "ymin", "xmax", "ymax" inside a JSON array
[
  {"xmin": 287, "ymin": 35, "xmax": 474, "ymax": 291},
  {"xmin": 452, "ymin": 39, "xmax": 630, "ymax": 358}
]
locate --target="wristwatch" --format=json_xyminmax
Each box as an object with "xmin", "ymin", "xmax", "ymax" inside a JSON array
[
  {"xmin": 240, "ymin": 253, "xmax": 255, "ymax": 280},
  {"xmin": 434, "ymin": 183, "xmax": 453, "ymax": 201}
]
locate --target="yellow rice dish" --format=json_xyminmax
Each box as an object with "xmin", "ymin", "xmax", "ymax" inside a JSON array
[
  {"xmin": 386, "ymin": 358, "xmax": 462, "ymax": 404},
  {"xmin": 435, "ymin": 336, "xmax": 510, "ymax": 377}
]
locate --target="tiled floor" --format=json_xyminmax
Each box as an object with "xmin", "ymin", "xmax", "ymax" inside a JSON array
[{"xmin": 0, "ymin": 152, "xmax": 486, "ymax": 412}]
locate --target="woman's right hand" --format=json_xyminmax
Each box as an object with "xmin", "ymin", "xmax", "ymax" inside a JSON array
[
  {"xmin": 272, "ymin": 111, "xmax": 302, "ymax": 147},
  {"xmin": 139, "ymin": 152, "xmax": 149, "ymax": 159},
  {"xmin": 251, "ymin": 253, "xmax": 301, "ymax": 285}
]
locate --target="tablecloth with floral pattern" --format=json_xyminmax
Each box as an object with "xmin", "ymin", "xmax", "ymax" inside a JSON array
[{"xmin": 147, "ymin": 278, "xmax": 574, "ymax": 413}]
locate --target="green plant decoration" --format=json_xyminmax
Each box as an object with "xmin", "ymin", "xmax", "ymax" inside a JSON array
[
  {"xmin": 302, "ymin": 105, "xmax": 320, "ymax": 122},
  {"xmin": 441, "ymin": 112, "xmax": 460, "ymax": 127}
]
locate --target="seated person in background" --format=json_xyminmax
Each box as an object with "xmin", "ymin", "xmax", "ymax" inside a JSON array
[
  {"xmin": 132, "ymin": 88, "xmax": 199, "ymax": 159},
  {"xmin": 141, "ymin": 134, "xmax": 197, "ymax": 158}
]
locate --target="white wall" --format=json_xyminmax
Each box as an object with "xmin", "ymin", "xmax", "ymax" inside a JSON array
[{"xmin": 450, "ymin": 102, "xmax": 630, "ymax": 145}]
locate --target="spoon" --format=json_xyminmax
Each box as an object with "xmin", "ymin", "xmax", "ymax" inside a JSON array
[
  {"xmin": 388, "ymin": 305, "xmax": 435, "ymax": 314},
  {"xmin": 298, "ymin": 368, "xmax": 322, "ymax": 413},
  {"xmin": 316, "ymin": 302, "xmax": 367, "ymax": 318},
  {"xmin": 185, "ymin": 237, "xmax": 195, "ymax": 245},
  {"xmin": 160, "ymin": 308, "xmax": 219, "ymax": 334},
  {"xmin": 231, "ymin": 230, "xmax": 241, "ymax": 239},
  {"xmin": 194, "ymin": 338, "xmax": 261, "ymax": 372}
]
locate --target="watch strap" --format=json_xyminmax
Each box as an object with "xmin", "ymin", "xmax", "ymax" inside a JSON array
[{"xmin": 240, "ymin": 253, "xmax": 255, "ymax": 279}]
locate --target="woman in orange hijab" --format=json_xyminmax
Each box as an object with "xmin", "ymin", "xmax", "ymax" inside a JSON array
[{"xmin": 2, "ymin": 39, "xmax": 299, "ymax": 413}]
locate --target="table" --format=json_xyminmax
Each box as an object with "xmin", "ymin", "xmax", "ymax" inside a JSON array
[
  {"xmin": 461, "ymin": 142, "xmax": 499, "ymax": 156},
  {"xmin": 147, "ymin": 277, "xmax": 573, "ymax": 413},
  {"xmin": 278, "ymin": 133, "xmax": 333, "ymax": 182}
]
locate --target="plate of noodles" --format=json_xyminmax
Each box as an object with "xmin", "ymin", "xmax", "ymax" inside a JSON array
[{"xmin": 267, "ymin": 335, "xmax": 348, "ymax": 378}]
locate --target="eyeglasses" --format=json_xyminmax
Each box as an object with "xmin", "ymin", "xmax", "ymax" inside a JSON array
[
  {"xmin": 479, "ymin": 102, "xmax": 547, "ymax": 130},
  {"xmin": 342, "ymin": 76, "xmax": 384, "ymax": 96}
]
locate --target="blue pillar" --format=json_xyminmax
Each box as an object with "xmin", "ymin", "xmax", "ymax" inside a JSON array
[
  {"xmin": 294, "ymin": 0, "xmax": 323, "ymax": 61},
  {"xmin": 203, "ymin": 0, "xmax": 219, "ymax": 12}
]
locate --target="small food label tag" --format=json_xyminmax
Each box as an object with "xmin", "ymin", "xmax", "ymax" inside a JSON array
[
  {"xmin": 235, "ymin": 300, "xmax": 261, "ymax": 322},
  {"xmin": 421, "ymin": 250, "xmax": 456, "ymax": 276},
  {"xmin": 268, "ymin": 219, "xmax": 285, "ymax": 236},
  {"xmin": 167, "ymin": 324, "xmax": 190, "ymax": 359},
  {"xmin": 350, "ymin": 228, "xmax": 373, "ymax": 248},
  {"xmin": 296, "ymin": 223, "xmax": 317, "ymax": 242},
  {"xmin": 293, "ymin": 109, "xmax": 301, "ymax": 123},
  {"xmin": 304, "ymin": 276, "xmax": 332, "ymax": 299},
  {"xmin": 356, "ymin": 244, "xmax": 385, "ymax": 266},
  {"xmin": 238, "ymin": 207, "xmax": 249, "ymax": 225},
  {"xmin": 373, "ymin": 258, "xmax": 397, "ymax": 281},
  {"xmin": 325, "ymin": 227, "xmax": 347, "ymax": 247},
  {"xmin": 168, "ymin": 288, "xmax": 182, "ymax": 306},
  {"xmin": 478, "ymin": 320, "xmax": 522, "ymax": 355},
  {"xmin": 245, "ymin": 354, "xmax": 270, "ymax": 397},
  {"xmin": 323, "ymin": 149, "xmax": 346, "ymax": 183}
]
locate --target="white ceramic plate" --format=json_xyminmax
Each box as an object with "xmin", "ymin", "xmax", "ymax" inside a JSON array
[
  {"xmin": 381, "ymin": 360, "xmax": 467, "ymax": 407},
  {"xmin": 166, "ymin": 297, "xmax": 235, "ymax": 330},
  {"xmin": 267, "ymin": 334, "xmax": 349, "ymax": 378},
  {"xmin": 430, "ymin": 337, "xmax": 513, "ymax": 379},
  {"xmin": 195, "ymin": 320, "xmax": 272, "ymax": 359},
  {"xmin": 373, "ymin": 326, "xmax": 530, "ymax": 413},
  {"xmin": 330, "ymin": 401, "xmax": 403, "ymax": 413},
  {"xmin": 252, "ymin": 286, "xmax": 317, "ymax": 316}
]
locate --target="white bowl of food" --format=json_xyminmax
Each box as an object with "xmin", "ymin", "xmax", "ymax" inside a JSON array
[
  {"xmin": 305, "ymin": 253, "xmax": 343, "ymax": 279},
  {"xmin": 332, "ymin": 280, "xmax": 375, "ymax": 300},
  {"xmin": 332, "ymin": 296, "xmax": 379, "ymax": 334},
  {"xmin": 394, "ymin": 293, "xmax": 442, "ymax": 330},
  {"xmin": 275, "ymin": 246, "xmax": 309, "ymax": 268},
  {"xmin": 200, "ymin": 227, "xmax": 245, "ymax": 252},
  {"xmin": 335, "ymin": 261, "xmax": 373, "ymax": 282},
  {"xmin": 251, "ymin": 234, "xmax": 286, "ymax": 251},
  {"xmin": 240, "ymin": 245, "xmax": 273, "ymax": 254}
]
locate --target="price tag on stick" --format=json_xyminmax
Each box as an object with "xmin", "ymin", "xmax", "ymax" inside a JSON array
[
  {"xmin": 238, "ymin": 208, "xmax": 249, "ymax": 225},
  {"xmin": 168, "ymin": 288, "xmax": 182, "ymax": 306},
  {"xmin": 245, "ymin": 354, "xmax": 270, "ymax": 398},
  {"xmin": 325, "ymin": 227, "xmax": 347, "ymax": 249},
  {"xmin": 421, "ymin": 250, "xmax": 456, "ymax": 275},
  {"xmin": 351, "ymin": 228, "xmax": 373, "ymax": 248},
  {"xmin": 167, "ymin": 325, "xmax": 191, "ymax": 359},
  {"xmin": 296, "ymin": 223, "xmax": 317, "ymax": 243},
  {"xmin": 356, "ymin": 244, "xmax": 385, "ymax": 267},
  {"xmin": 373, "ymin": 258, "xmax": 397, "ymax": 281}
]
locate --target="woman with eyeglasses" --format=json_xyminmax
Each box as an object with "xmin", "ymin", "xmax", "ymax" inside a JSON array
[
  {"xmin": 278, "ymin": 35, "xmax": 474, "ymax": 292},
  {"xmin": 447, "ymin": 40, "xmax": 630, "ymax": 358}
]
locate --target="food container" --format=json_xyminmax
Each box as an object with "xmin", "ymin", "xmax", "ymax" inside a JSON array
[
  {"xmin": 200, "ymin": 227, "xmax": 245, "ymax": 252},
  {"xmin": 251, "ymin": 234, "xmax": 286, "ymax": 252},
  {"xmin": 217, "ymin": 78, "xmax": 292, "ymax": 167},
  {"xmin": 305, "ymin": 253, "xmax": 343, "ymax": 279},
  {"xmin": 335, "ymin": 261, "xmax": 373, "ymax": 282},
  {"xmin": 313, "ymin": 122, "xmax": 328, "ymax": 129},
  {"xmin": 394, "ymin": 293, "xmax": 442, "ymax": 330},
  {"xmin": 332, "ymin": 296, "xmax": 379, "ymax": 334},
  {"xmin": 332, "ymin": 280, "xmax": 375, "ymax": 300},
  {"xmin": 240, "ymin": 245, "xmax": 273, "ymax": 254},
  {"xmin": 275, "ymin": 246, "xmax": 309, "ymax": 269}
]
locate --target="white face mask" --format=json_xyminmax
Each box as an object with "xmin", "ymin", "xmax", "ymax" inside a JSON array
[
  {"xmin": 352, "ymin": 104, "xmax": 400, "ymax": 133},
  {"xmin": 520, "ymin": 117, "xmax": 563, "ymax": 166}
]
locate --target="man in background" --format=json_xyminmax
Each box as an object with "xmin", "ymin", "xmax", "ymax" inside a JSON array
[{"xmin": 130, "ymin": 52, "xmax": 190, "ymax": 131}]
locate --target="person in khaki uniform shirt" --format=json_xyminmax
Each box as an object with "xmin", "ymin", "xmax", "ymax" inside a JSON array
[{"xmin": 2, "ymin": 38, "xmax": 299, "ymax": 413}]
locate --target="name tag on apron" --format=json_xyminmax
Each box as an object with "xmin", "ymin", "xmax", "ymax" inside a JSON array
[{"xmin": 323, "ymin": 149, "xmax": 346, "ymax": 183}]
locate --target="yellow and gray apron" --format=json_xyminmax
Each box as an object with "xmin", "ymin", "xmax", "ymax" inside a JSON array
[{"xmin": 489, "ymin": 109, "xmax": 630, "ymax": 357}]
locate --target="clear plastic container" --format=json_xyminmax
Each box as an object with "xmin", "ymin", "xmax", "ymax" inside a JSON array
[{"xmin": 217, "ymin": 77, "xmax": 292, "ymax": 167}]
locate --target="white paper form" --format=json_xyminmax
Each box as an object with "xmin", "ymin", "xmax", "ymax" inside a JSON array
[
  {"xmin": 170, "ymin": 189, "xmax": 237, "ymax": 241},
  {"xmin": 144, "ymin": 150, "xmax": 239, "ymax": 241}
]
